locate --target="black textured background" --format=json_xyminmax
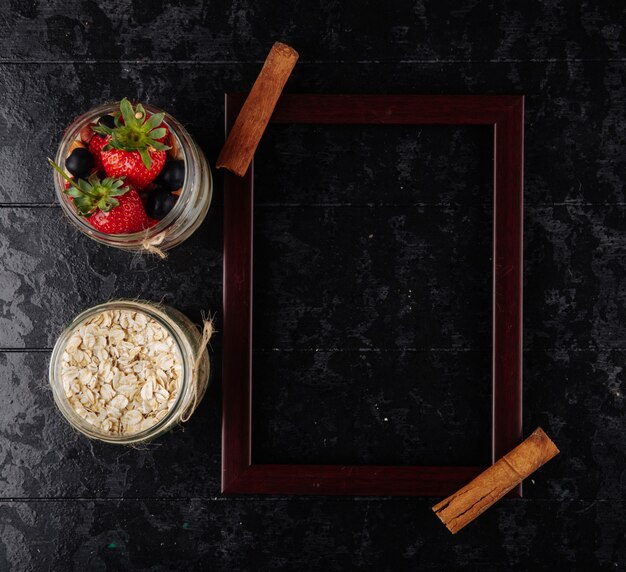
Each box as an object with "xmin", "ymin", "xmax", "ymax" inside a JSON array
[{"xmin": 1, "ymin": 2, "xmax": 625, "ymax": 571}]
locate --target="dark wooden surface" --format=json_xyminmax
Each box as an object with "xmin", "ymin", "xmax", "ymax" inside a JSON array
[
  {"xmin": 222, "ymin": 94, "xmax": 523, "ymax": 496},
  {"xmin": 1, "ymin": 1, "xmax": 625, "ymax": 570}
]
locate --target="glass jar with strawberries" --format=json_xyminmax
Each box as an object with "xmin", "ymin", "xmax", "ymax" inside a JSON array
[{"xmin": 51, "ymin": 98, "xmax": 212, "ymax": 253}]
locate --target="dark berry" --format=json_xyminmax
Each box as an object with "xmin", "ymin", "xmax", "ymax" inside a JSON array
[
  {"xmin": 157, "ymin": 159, "xmax": 185, "ymax": 191},
  {"xmin": 146, "ymin": 187, "xmax": 178, "ymax": 220},
  {"xmin": 65, "ymin": 147, "xmax": 94, "ymax": 179},
  {"xmin": 97, "ymin": 114, "xmax": 116, "ymax": 129},
  {"xmin": 138, "ymin": 189, "xmax": 151, "ymax": 207}
]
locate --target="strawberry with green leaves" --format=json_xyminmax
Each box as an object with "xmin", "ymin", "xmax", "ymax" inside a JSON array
[
  {"xmin": 49, "ymin": 158, "xmax": 150, "ymax": 234},
  {"xmin": 92, "ymin": 98, "xmax": 170, "ymax": 189},
  {"xmin": 88, "ymin": 189, "xmax": 152, "ymax": 234}
]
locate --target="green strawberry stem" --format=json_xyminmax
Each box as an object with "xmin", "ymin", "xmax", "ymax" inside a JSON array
[
  {"xmin": 92, "ymin": 98, "xmax": 170, "ymax": 170},
  {"xmin": 48, "ymin": 158, "xmax": 98, "ymax": 198},
  {"xmin": 48, "ymin": 158, "xmax": 130, "ymax": 217}
]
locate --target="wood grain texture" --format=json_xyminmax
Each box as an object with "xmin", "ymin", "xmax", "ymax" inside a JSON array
[
  {"xmin": 222, "ymin": 94, "xmax": 524, "ymax": 496},
  {"xmin": 227, "ymin": 93, "xmax": 522, "ymax": 125},
  {"xmin": 4, "ymin": 1, "xmax": 626, "ymax": 567},
  {"xmin": 224, "ymin": 465, "xmax": 484, "ymax": 496},
  {"xmin": 492, "ymin": 96, "xmax": 524, "ymax": 496},
  {"xmin": 222, "ymin": 90, "xmax": 255, "ymax": 487},
  {"xmin": 433, "ymin": 427, "xmax": 559, "ymax": 534},
  {"xmin": 2, "ymin": 1, "xmax": 626, "ymax": 63},
  {"xmin": 217, "ymin": 43, "xmax": 298, "ymax": 176},
  {"xmin": 0, "ymin": 0, "xmax": 626, "ymax": 572},
  {"xmin": 1, "ymin": 499, "xmax": 623, "ymax": 571}
]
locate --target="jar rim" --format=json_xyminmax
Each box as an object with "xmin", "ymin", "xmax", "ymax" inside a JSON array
[
  {"xmin": 53, "ymin": 101, "xmax": 198, "ymax": 247},
  {"xmin": 49, "ymin": 300, "xmax": 193, "ymax": 444}
]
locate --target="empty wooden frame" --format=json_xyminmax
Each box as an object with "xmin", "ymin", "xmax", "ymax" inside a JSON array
[{"xmin": 222, "ymin": 94, "xmax": 524, "ymax": 496}]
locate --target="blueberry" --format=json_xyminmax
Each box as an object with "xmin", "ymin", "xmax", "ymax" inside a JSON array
[
  {"xmin": 146, "ymin": 187, "xmax": 178, "ymax": 220},
  {"xmin": 65, "ymin": 147, "xmax": 94, "ymax": 179},
  {"xmin": 97, "ymin": 114, "xmax": 116, "ymax": 129},
  {"xmin": 157, "ymin": 160, "xmax": 185, "ymax": 191}
]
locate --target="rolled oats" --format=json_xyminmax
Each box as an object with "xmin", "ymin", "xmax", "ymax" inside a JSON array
[{"xmin": 60, "ymin": 309, "xmax": 182, "ymax": 436}]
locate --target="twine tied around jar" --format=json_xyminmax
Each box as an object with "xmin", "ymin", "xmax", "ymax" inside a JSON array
[
  {"xmin": 141, "ymin": 232, "xmax": 168, "ymax": 259},
  {"xmin": 180, "ymin": 318, "xmax": 214, "ymax": 423}
]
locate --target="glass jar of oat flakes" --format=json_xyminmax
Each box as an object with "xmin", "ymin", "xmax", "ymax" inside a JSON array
[{"xmin": 49, "ymin": 300, "xmax": 211, "ymax": 444}]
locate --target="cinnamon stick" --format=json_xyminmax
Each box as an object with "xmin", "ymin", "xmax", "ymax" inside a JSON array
[
  {"xmin": 432, "ymin": 427, "xmax": 559, "ymax": 534},
  {"xmin": 217, "ymin": 42, "xmax": 299, "ymax": 177}
]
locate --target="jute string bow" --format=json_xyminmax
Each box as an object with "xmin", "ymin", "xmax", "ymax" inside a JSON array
[{"xmin": 141, "ymin": 232, "xmax": 168, "ymax": 259}]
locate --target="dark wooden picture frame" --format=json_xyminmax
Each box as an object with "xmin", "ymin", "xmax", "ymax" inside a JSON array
[{"xmin": 222, "ymin": 94, "xmax": 524, "ymax": 496}]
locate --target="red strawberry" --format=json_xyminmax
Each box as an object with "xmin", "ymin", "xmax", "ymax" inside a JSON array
[
  {"xmin": 92, "ymin": 98, "xmax": 170, "ymax": 190},
  {"xmin": 88, "ymin": 135, "xmax": 107, "ymax": 172},
  {"xmin": 101, "ymin": 146, "xmax": 166, "ymax": 190},
  {"xmin": 49, "ymin": 158, "xmax": 148, "ymax": 235},
  {"xmin": 89, "ymin": 189, "xmax": 149, "ymax": 234}
]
